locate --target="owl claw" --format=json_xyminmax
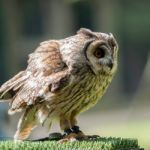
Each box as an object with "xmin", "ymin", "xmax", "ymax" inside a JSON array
[
  {"xmin": 87, "ymin": 135, "xmax": 100, "ymax": 140},
  {"xmin": 48, "ymin": 132, "xmax": 63, "ymax": 140}
]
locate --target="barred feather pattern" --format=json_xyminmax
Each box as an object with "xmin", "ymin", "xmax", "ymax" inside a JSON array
[{"xmin": 43, "ymin": 70, "xmax": 113, "ymax": 119}]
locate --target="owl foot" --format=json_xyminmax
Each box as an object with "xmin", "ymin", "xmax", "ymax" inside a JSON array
[
  {"xmin": 59, "ymin": 126, "xmax": 88, "ymax": 143},
  {"xmin": 70, "ymin": 126, "xmax": 100, "ymax": 140}
]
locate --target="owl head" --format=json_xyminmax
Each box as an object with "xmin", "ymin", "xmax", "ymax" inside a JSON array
[{"xmin": 60, "ymin": 28, "xmax": 118, "ymax": 75}]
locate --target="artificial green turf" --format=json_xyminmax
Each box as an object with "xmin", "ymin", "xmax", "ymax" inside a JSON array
[{"xmin": 0, "ymin": 137, "xmax": 142, "ymax": 150}]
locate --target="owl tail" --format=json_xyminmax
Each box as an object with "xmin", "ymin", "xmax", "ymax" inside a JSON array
[
  {"xmin": 14, "ymin": 105, "xmax": 38, "ymax": 141},
  {"xmin": 0, "ymin": 71, "xmax": 29, "ymax": 102}
]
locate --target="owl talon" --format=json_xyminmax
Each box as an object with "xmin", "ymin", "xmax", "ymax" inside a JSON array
[
  {"xmin": 48, "ymin": 132, "xmax": 63, "ymax": 140},
  {"xmin": 87, "ymin": 135, "xmax": 100, "ymax": 140}
]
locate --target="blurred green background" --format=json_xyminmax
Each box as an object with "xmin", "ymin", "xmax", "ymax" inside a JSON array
[{"xmin": 0, "ymin": 0, "xmax": 150, "ymax": 149}]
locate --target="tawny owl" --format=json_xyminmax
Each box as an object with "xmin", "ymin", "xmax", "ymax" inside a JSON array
[{"xmin": 0, "ymin": 28, "xmax": 118, "ymax": 142}]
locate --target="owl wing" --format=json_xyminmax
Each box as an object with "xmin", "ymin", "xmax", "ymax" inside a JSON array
[{"xmin": 0, "ymin": 41, "xmax": 70, "ymax": 114}]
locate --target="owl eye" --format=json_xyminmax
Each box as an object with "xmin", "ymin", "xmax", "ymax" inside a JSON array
[{"xmin": 94, "ymin": 47, "xmax": 105, "ymax": 58}]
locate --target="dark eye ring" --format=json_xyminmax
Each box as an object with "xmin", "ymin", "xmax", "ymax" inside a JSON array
[{"xmin": 94, "ymin": 47, "xmax": 105, "ymax": 58}]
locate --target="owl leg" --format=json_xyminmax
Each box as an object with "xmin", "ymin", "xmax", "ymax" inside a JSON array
[
  {"xmin": 14, "ymin": 106, "xmax": 38, "ymax": 141},
  {"xmin": 70, "ymin": 112, "xmax": 88, "ymax": 140},
  {"xmin": 59, "ymin": 112, "xmax": 87, "ymax": 142},
  {"xmin": 59, "ymin": 115, "xmax": 77, "ymax": 142},
  {"xmin": 70, "ymin": 113, "xmax": 100, "ymax": 140}
]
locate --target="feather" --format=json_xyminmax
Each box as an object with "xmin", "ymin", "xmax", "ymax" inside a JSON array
[
  {"xmin": 0, "ymin": 40, "xmax": 69, "ymax": 114},
  {"xmin": 0, "ymin": 71, "xmax": 28, "ymax": 101}
]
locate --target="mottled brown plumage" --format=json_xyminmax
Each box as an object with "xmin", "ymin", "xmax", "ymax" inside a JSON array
[{"xmin": 0, "ymin": 28, "xmax": 118, "ymax": 141}]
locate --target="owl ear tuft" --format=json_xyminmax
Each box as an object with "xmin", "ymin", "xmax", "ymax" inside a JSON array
[
  {"xmin": 77, "ymin": 28, "xmax": 95, "ymax": 37},
  {"xmin": 108, "ymin": 33, "xmax": 118, "ymax": 51}
]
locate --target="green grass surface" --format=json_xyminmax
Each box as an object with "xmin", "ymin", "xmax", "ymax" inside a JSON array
[
  {"xmin": 0, "ymin": 137, "xmax": 141, "ymax": 150},
  {"xmin": 93, "ymin": 121, "xmax": 149, "ymax": 149}
]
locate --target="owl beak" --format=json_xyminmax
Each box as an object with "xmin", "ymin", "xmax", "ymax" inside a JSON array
[
  {"xmin": 108, "ymin": 61, "xmax": 113, "ymax": 69},
  {"xmin": 107, "ymin": 59, "xmax": 113, "ymax": 69}
]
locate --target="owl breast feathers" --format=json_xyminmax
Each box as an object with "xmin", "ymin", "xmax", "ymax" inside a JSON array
[{"xmin": 0, "ymin": 28, "xmax": 118, "ymax": 141}]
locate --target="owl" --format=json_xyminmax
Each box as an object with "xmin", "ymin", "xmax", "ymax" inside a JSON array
[{"xmin": 0, "ymin": 28, "xmax": 118, "ymax": 142}]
